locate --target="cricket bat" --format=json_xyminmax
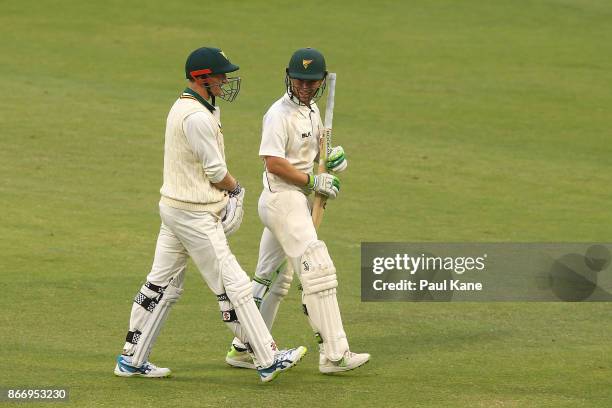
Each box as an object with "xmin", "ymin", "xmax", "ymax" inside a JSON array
[{"xmin": 311, "ymin": 72, "xmax": 336, "ymax": 229}]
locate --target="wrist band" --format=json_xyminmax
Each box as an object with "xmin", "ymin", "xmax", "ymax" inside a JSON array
[
  {"xmin": 306, "ymin": 174, "xmax": 315, "ymax": 190},
  {"xmin": 229, "ymin": 182, "xmax": 242, "ymax": 197}
]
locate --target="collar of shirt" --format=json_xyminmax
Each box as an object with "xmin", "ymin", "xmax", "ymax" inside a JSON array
[
  {"xmin": 182, "ymin": 88, "xmax": 216, "ymax": 114},
  {"xmin": 283, "ymin": 93, "xmax": 314, "ymax": 116}
]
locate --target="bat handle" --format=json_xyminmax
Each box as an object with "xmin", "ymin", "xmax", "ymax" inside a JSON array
[{"xmin": 323, "ymin": 128, "xmax": 332, "ymax": 157}]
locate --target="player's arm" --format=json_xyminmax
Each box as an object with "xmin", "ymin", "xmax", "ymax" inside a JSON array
[
  {"xmin": 183, "ymin": 112, "xmax": 243, "ymax": 234},
  {"xmin": 264, "ymin": 155, "xmax": 339, "ymax": 199},
  {"xmin": 183, "ymin": 112, "xmax": 241, "ymax": 194},
  {"xmin": 212, "ymin": 173, "xmax": 240, "ymax": 194},
  {"xmin": 263, "ymin": 156, "xmax": 308, "ymax": 187}
]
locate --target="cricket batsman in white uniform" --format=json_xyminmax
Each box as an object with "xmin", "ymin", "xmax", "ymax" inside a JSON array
[
  {"xmin": 226, "ymin": 48, "xmax": 370, "ymax": 373},
  {"xmin": 113, "ymin": 47, "xmax": 306, "ymax": 382}
]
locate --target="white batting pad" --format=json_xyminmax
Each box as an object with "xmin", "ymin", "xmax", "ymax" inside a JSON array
[
  {"xmin": 258, "ymin": 262, "xmax": 294, "ymax": 331},
  {"xmin": 300, "ymin": 241, "xmax": 348, "ymax": 361},
  {"xmin": 132, "ymin": 272, "xmax": 185, "ymax": 367},
  {"xmin": 222, "ymin": 255, "xmax": 276, "ymax": 368}
]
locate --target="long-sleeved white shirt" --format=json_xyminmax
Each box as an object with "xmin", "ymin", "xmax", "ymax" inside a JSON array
[{"xmin": 183, "ymin": 111, "xmax": 227, "ymax": 183}]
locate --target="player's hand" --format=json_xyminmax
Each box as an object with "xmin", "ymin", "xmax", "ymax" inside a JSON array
[
  {"xmin": 326, "ymin": 146, "xmax": 348, "ymax": 173},
  {"xmin": 221, "ymin": 185, "xmax": 245, "ymax": 236},
  {"xmin": 307, "ymin": 173, "xmax": 340, "ymax": 199}
]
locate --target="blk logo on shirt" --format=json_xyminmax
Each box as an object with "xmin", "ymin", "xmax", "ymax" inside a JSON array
[{"xmin": 301, "ymin": 132, "xmax": 311, "ymax": 139}]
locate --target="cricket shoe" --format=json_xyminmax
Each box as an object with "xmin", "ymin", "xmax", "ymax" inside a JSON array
[
  {"xmin": 258, "ymin": 346, "xmax": 307, "ymax": 383},
  {"xmin": 225, "ymin": 345, "xmax": 256, "ymax": 369},
  {"xmin": 114, "ymin": 354, "xmax": 171, "ymax": 378},
  {"xmin": 319, "ymin": 350, "xmax": 370, "ymax": 374}
]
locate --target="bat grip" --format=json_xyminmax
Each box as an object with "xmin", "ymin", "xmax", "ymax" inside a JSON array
[{"xmin": 311, "ymin": 126, "xmax": 333, "ymax": 229}]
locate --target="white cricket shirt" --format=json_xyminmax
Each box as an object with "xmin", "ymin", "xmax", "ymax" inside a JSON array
[{"xmin": 259, "ymin": 93, "xmax": 323, "ymax": 193}]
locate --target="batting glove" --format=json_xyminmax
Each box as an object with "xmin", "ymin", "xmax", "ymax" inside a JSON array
[
  {"xmin": 326, "ymin": 146, "xmax": 348, "ymax": 173},
  {"xmin": 221, "ymin": 184, "xmax": 245, "ymax": 236},
  {"xmin": 307, "ymin": 173, "xmax": 340, "ymax": 199}
]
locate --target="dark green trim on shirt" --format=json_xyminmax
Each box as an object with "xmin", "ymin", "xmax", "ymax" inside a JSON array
[{"xmin": 183, "ymin": 88, "xmax": 215, "ymax": 113}]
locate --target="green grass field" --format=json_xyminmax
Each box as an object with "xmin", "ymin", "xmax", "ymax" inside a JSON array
[{"xmin": 2, "ymin": 0, "xmax": 612, "ymax": 406}]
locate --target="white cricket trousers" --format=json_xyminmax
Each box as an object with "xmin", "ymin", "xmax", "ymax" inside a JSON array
[
  {"xmin": 124, "ymin": 203, "xmax": 276, "ymax": 368},
  {"xmin": 147, "ymin": 203, "xmax": 230, "ymax": 293},
  {"xmin": 256, "ymin": 189, "xmax": 318, "ymax": 279}
]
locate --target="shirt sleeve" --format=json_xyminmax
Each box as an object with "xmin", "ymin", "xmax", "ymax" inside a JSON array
[
  {"xmin": 259, "ymin": 109, "xmax": 288, "ymax": 158},
  {"xmin": 183, "ymin": 111, "xmax": 228, "ymax": 183}
]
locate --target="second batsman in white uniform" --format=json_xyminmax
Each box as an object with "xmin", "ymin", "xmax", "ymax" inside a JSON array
[{"xmin": 226, "ymin": 48, "xmax": 370, "ymax": 373}]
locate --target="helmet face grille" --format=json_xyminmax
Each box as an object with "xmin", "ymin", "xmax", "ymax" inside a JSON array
[
  {"xmin": 285, "ymin": 74, "xmax": 327, "ymax": 107},
  {"xmin": 218, "ymin": 77, "xmax": 241, "ymax": 102}
]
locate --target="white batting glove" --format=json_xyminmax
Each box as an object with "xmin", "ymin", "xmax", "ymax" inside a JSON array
[
  {"xmin": 307, "ymin": 173, "xmax": 340, "ymax": 199},
  {"xmin": 326, "ymin": 146, "xmax": 348, "ymax": 173},
  {"xmin": 221, "ymin": 184, "xmax": 245, "ymax": 236}
]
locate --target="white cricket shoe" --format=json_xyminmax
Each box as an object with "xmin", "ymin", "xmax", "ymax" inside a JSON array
[
  {"xmin": 319, "ymin": 349, "xmax": 370, "ymax": 374},
  {"xmin": 114, "ymin": 354, "xmax": 171, "ymax": 378},
  {"xmin": 258, "ymin": 346, "xmax": 307, "ymax": 383},
  {"xmin": 225, "ymin": 345, "xmax": 256, "ymax": 369}
]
